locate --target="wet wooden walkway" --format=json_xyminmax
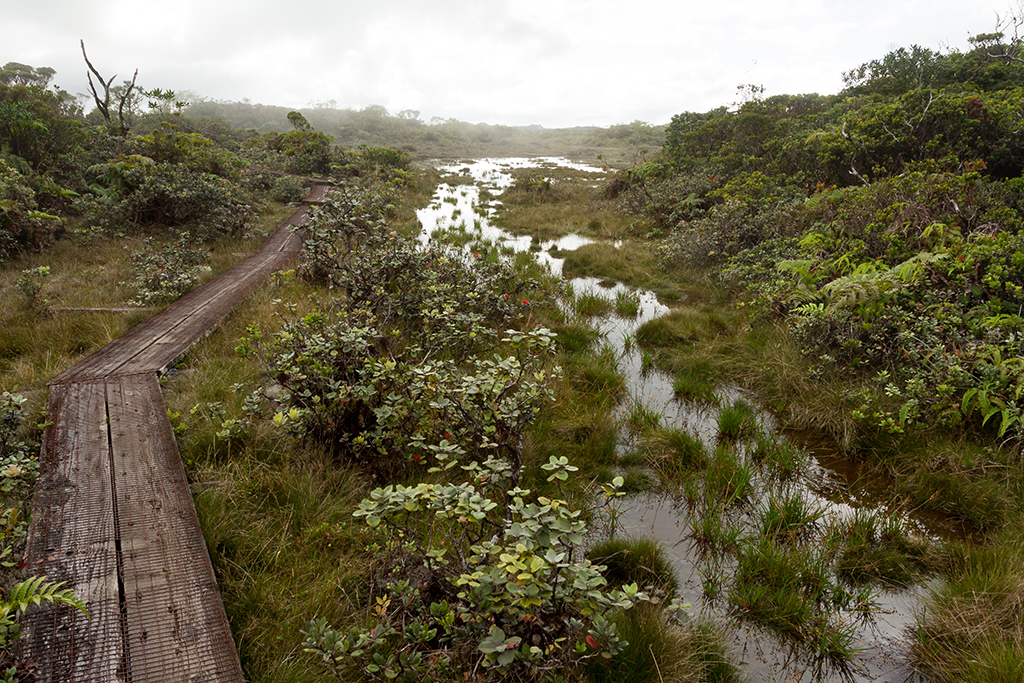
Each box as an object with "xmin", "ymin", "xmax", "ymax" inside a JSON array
[{"xmin": 19, "ymin": 183, "xmax": 330, "ymax": 682}]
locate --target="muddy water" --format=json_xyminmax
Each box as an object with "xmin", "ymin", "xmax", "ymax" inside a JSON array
[{"xmin": 417, "ymin": 158, "xmax": 937, "ymax": 683}]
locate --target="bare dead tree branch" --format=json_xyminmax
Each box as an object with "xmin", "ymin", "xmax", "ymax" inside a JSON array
[
  {"xmin": 989, "ymin": 5, "xmax": 1024, "ymax": 63},
  {"xmin": 81, "ymin": 40, "xmax": 138, "ymax": 135},
  {"xmin": 117, "ymin": 69, "xmax": 139, "ymax": 135},
  {"xmin": 81, "ymin": 39, "xmax": 114, "ymax": 127}
]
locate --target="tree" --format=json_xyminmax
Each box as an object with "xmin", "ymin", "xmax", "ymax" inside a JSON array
[
  {"xmin": 81, "ymin": 40, "xmax": 137, "ymax": 134},
  {"xmin": 842, "ymin": 45, "xmax": 943, "ymax": 96},
  {"xmin": 145, "ymin": 88, "xmax": 188, "ymax": 117},
  {"xmin": 0, "ymin": 62, "xmax": 55, "ymax": 88},
  {"xmin": 0, "ymin": 82, "xmax": 84, "ymax": 171},
  {"xmin": 287, "ymin": 110, "xmax": 312, "ymax": 131}
]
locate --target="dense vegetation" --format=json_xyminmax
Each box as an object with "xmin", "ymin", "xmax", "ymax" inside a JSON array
[
  {"xmin": 0, "ymin": 57, "xmax": 712, "ymax": 683},
  {"xmin": 615, "ymin": 23, "xmax": 1024, "ymax": 683},
  {"xmin": 620, "ymin": 29, "xmax": 1024, "ymax": 450},
  {"xmin": 185, "ymin": 99, "xmax": 664, "ymax": 160},
  {"xmin": 4, "ymin": 21, "xmax": 1024, "ymax": 682}
]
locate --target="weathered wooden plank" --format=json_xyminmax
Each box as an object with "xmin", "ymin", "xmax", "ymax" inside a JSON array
[
  {"xmin": 107, "ymin": 375, "xmax": 242, "ymax": 682},
  {"xmin": 118, "ymin": 252, "xmax": 295, "ymax": 375},
  {"xmin": 53, "ymin": 232, "xmax": 300, "ymax": 384},
  {"xmin": 28, "ymin": 195, "xmax": 314, "ymax": 681},
  {"xmin": 303, "ymin": 183, "xmax": 330, "ymax": 204},
  {"xmin": 21, "ymin": 382, "xmax": 126, "ymax": 682}
]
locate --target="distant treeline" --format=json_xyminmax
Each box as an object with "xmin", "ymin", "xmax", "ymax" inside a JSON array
[{"xmin": 182, "ymin": 99, "xmax": 665, "ymax": 159}]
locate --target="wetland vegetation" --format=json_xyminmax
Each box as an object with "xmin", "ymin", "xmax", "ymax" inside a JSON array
[{"xmin": 3, "ymin": 22, "xmax": 1024, "ymax": 683}]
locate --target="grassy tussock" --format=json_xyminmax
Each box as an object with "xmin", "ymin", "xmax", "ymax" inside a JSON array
[
  {"xmin": 561, "ymin": 242, "xmax": 688, "ymax": 301},
  {"xmin": 588, "ymin": 605, "xmax": 741, "ymax": 683},
  {"xmin": 588, "ymin": 536, "xmax": 679, "ymax": 598},
  {"xmin": 195, "ymin": 453, "xmax": 371, "ymax": 682},
  {"xmin": 912, "ymin": 531, "xmax": 1024, "ymax": 682},
  {"xmin": 495, "ymin": 177, "xmax": 631, "ymax": 242}
]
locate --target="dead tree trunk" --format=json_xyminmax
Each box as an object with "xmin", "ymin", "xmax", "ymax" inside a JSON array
[{"xmin": 81, "ymin": 40, "xmax": 137, "ymax": 135}]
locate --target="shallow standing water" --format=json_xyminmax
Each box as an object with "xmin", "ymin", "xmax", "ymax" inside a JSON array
[{"xmin": 417, "ymin": 157, "xmax": 940, "ymax": 683}]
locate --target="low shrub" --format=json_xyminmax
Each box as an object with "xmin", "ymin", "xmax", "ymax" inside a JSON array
[
  {"xmin": 123, "ymin": 233, "xmax": 210, "ymax": 306},
  {"xmin": 0, "ymin": 160, "xmax": 61, "ymax": 263},
  {"xmin": 303, "ymin": 464, "xmax": 649, "ymax": 682},
  {"xmin": 269, "ymin": 175, "xmax": 306, "ymax": 204}
]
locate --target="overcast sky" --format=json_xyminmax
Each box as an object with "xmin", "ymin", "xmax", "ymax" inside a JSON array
[{"xmin": 3, "ymin": 0, "xmax": 1017, "ymax": 127}]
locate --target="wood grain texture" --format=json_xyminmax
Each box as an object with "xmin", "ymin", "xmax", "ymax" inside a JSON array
[{"xmin": 21, "ymin": 183, "xmax": 331, "ymax": 681}]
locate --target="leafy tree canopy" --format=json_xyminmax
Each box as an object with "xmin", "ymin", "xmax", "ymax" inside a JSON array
[{"xmin": 0, "ymin": 62, "xmax": 55, "ymax": 88}]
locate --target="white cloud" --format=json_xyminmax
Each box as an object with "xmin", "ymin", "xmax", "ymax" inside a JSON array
[{"xmin": 1, "ymin": 0, "xmax": 1014, "ymax": 126}]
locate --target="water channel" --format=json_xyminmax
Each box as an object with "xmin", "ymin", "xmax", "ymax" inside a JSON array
[{"xmin": 416, "ymin": 157, "xmax": 942, "ymax": 683}]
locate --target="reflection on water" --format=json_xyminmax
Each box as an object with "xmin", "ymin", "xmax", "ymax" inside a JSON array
[{"xmin": 419, "ymin": 157, "xmax": 932, "ymax": 683}]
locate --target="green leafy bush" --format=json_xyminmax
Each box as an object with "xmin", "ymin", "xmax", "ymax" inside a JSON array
[
  {"xmin": 716, "ymin": 166, "xmax": 1024, "ymax": 445},
  {"xmin": 0, "ymin": 392, "xmax": 39, "ymax": 501},
  {"xmin": 118, "ymin": 161, "xmax": 254, "ymax": 237},
  {"xmin": 15, "ymin": 266, "xmax": 49, "ymax": 314},
  {"xmin": 123, "ymin": 233, "xmax": 210, "ymax": 306},
  {"xmin": 269, "ymin": 175, "xmax": 306, "ymax": 203},
  {"xmin": 83, "ymin": 154, "xmax": 256, "ymax": 239},
  {"xmin": 240, "ymin": 129, "xmax": 334, "ymax": 176},
  {"xmin": 0, "ymin": 160, "xmax": 60, "ymax": 263},
  {"xmin": 238, "ymin": 180, "xmax": 549, "ymax": 477},
  {"xmin": 303, "ymin": 467, "xmax": 646, "ymax": 682},
  {"xmin": 134, "ymin": 124, "xmax": 242, "ymax": 176}
]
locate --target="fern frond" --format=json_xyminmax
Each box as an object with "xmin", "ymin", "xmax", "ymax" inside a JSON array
[
  {"xmin": 893, "ymin": 251, "xmax": 947, "ymax": 283},
  {"xmin": 6, "ymin": 576, "xmax": 87, "ymax": 618},
  {"xmin": 822, "ymin": 271, "xmax": 893, "ymax": 309}
]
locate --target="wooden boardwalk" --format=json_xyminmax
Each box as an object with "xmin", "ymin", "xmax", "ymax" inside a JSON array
[{"xmin": 20, "ymin": 186, "xmax": 328, "ymax": 682}]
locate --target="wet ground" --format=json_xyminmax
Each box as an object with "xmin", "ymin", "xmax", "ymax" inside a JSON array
[{"xmin": 417, "ymin": 157, "xmax": 938, "ymax": 683}]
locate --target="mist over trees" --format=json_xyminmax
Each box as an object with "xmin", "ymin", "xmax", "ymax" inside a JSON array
[{"xmin": 182, "ymin": 99, "xmax": 664, "ymax": 158}]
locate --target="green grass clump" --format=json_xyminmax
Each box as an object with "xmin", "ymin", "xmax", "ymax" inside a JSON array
[
  {"xmin": 644, "ymin": 427, "xmax": 708, "ymax": 481},
  {"xmin": 573, "ymin": 291, "xmax": 613, "ymax": 316},
  {"xmin": 195, "ymin": 452, "xmax": 371, "ymax": 681},
  {"xmin": 564, "ymin": 343, "xmax": 626, "ymax": 403},
  {"xmin": 588, "ymin": 604, "xmax": 742, "ymax": 683},
  {"xmin": 830, "ymin": 509, "xmax": 933, "ymax": 586},
  {"xmin": 903, "ymin": 464, "xmax": 1012, "ymax": 533},
  {"xmin": 494, "ymin": 180, "xmax": 628, "ymax": 242},
  {"xmin": 625, "ymin": 402, "xmax": 662, "ymax": 436},
  {"xmin": 911, "ymin": 531, "xmax": 1024, "ymax": 682},
  {"xmin": 748, "ymin": 435, "xmax": 808, "ymax": 481},
  {"xmin": 550, "ymin": 320, "xmax": 599, "ymax": 354},
  {"xmin": 703, "ymin": 445, "xmax": 753, "ymax": 509},
  {"xmin": 673, "ymin": 370, "xmax": 717, "ymax": 403},
  {"xmin": 689, "ymin": 507, "xmax": 743, "ymax": 553},
  {"xmin": 758, "ymin": 492, "xmax": 823, "ymax": 545},
  {"xmin": 716, "ymin": 398, "xmax": 758, "ymax": 439},
  {"xmin": 589, "ymin": 536, "xmax": 679, "ymax": 597},
  {"xmin": 614, "ymin": 290, "xmax": 640, "ymax": 317},
  {"xmin": 526, "ymin": 346, "xmax": 623, "ymax": 482},
  {"xmin": 728, "ymin": 536, "xmax": 860, "ymax": 664},
  {"xmin": 635, "ymin": 306, "xmax": 730, "ymax": 348},
  {"xmin": 562, "ymin": 242, "xmax": 681, "ymax": 298}
]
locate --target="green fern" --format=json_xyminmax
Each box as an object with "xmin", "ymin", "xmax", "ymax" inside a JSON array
[
  {"xmin": 0, "ymin": 575, "xmax": 87, "ymax": 658},
  {"xmin": 822, "ymin": 269, "xmax": 893, "ymax": 309},
  {"xmin": 823, "ymin": 252, "xmax": 947, "ymax": 311},
  {"xmin": 3, "ymin": 576, "xmax": 87, "ymax": 618}
]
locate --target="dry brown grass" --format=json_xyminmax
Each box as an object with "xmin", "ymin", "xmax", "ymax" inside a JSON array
[
  {"xmin": 495, "ymin": 182, "xmax": 632, "ymax": 242},
  {"xmin": 911, "ymin": 532, "xmax": 1024, "ymax": 682},
  {"xmin": 0, "ymin": 204, "xmax": 294, "ymax": 396}
]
